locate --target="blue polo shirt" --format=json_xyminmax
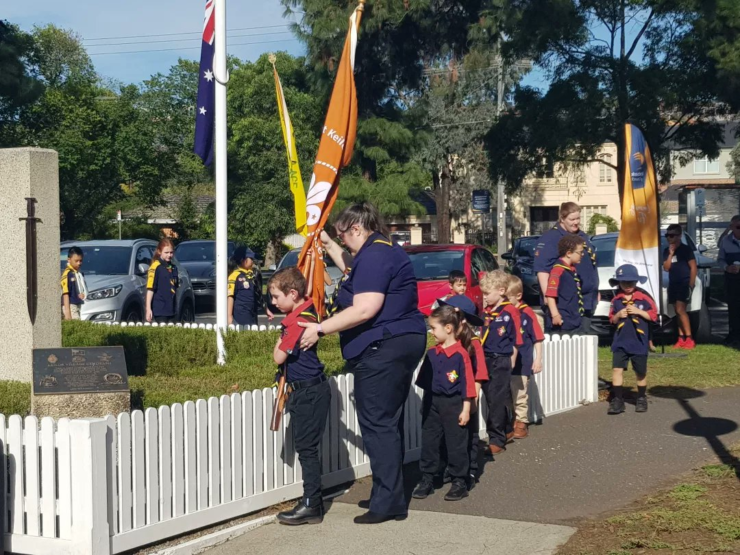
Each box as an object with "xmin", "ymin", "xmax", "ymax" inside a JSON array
[
  {"xmin": 60, "ymin": 265, "xmax": 84, "ymax": 305},
  {"xmin": 482, "ymin": 302, "xmax": 523, "ymax": 356},
  {"xmin": 228, "ymin": 268, "xmax": 259, "ymax": 324},
  {"xmin": 545, "ymin": 259, "xmax": 584, "ymax": 331},
  {"xmin": 279, "ymin": 299, "xmax": 325, "ymax": 383},
  {"xmin": 415, "ymin": 342, "xmax": 477, "ymax": 398},
  {"xmin": 514, "ymin": 304, "xmax": 545, "ymax": 376},
  {"xmin": 335, "ymin": 232, "xmax": 426, "ymax": 360},
  {"xmin": 147, "ymin": 260, "xmax": 178, "ymax": 317},
  {"xmin": 662, "ymin": 243, "xmax": 695, "ymax": 286},
  {"xmin": 718, "ymin": 233, "xmax": 740, "ymax": 268},
  {"xmin": 533, "ymin": 226, "xmax": 599, "ymax": 311},
  {"xmin": 610, "ymin": 290, "xmax": 657, "ymax": 355}
]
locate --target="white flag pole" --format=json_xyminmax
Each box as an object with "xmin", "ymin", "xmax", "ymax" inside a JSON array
[{"xmin": 214, "ymin": 0, "xmax": 228, "ymax": 365}]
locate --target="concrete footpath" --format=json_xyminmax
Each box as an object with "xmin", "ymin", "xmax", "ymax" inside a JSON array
[{"xmin": 204, "ymin": 386, "xmax": 740, "ymax": 554}]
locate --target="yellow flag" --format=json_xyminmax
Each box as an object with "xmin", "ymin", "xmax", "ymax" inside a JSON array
[{"xmin": 272, "ymin": 61, "xmax": 307, "ymax": 236}]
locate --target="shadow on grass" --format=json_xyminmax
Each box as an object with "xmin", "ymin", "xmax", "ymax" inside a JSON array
[{"xmin": 650, "ymin": 385, "xmax": 740, "ymax": 481}]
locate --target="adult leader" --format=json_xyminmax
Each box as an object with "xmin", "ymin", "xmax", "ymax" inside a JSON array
[
  {"xmin": 298, "ymin": 202, "xmax": 426, "ymax": 525},
  {"xmin": 533, "ymin": 202, "xmax": 599, "ymax": 332}
]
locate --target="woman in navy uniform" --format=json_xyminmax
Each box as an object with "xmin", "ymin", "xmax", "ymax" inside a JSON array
[
  {"xmin": 298, "ymin": 202, "xmax": 426, "ymax": 524},
  {"xmin": 146, "ymin": 238, "xmax": 179, "ymax": 324},
  {"xmin": 227, "ymin": 246, "xmax": 261, "ymax": 327},
  {"xmin": 533, "ymin": 202, "xmax": 599, "ymax": 333}
]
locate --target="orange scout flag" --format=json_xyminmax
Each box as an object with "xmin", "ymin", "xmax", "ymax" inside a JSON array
[{"xmin": 297, "ymin": 1, "xmax": 364, "ymax": 316}]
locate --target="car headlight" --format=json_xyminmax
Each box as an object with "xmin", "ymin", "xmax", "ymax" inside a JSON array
[
  {"xmin": 519, "ymin": 267, "xmax": 533, "ymax": 275},
  {"xmin": 87, "ymin": 285, "xmax": 123, "ymax": 300}
]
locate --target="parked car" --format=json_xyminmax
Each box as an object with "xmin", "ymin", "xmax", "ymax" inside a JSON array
[
  {"xmin": 59, "ymin": 239, "xmax": 195, "ymax": 323},
  {"xmin": 271, "ymin": 248, "xmax": 344, "ymax": 298},
  {"xmin": 403, "ymin": 244, "xmax": 499, "ymax": 315},
  {"xmin": 590, "ymin": 231, "xmax": 713, "ymax": 341},
  {"xmin": 502, "ymin": 235, "xmax": 541, "ymax": 306}
]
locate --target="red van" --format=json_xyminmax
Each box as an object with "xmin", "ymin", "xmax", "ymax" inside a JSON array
[{"xmin": 403, "ymin": 244, "xmax": 499, "ymax": 316}]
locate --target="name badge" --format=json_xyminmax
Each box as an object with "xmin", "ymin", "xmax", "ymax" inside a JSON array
[{"xmin": 671, "ymin": 256, "xmax": 678, "ymax": 263}]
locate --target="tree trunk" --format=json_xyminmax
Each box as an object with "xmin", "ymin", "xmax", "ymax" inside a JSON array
[{"xmin": 436, "ymin": 164, "xmax": 452, "ymax": 243}]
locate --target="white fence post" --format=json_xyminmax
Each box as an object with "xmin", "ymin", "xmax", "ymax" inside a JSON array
[{"xmin": 69, "ymin": 419, "xmax": 111, "ymax": 555}]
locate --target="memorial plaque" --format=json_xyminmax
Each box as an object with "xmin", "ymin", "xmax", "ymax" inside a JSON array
[{"xmin": 32, "ymin": 347, "xmax": 128, "ymax": 395}]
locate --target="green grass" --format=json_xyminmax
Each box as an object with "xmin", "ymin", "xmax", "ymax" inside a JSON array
[{"xmin": 597, "ymin": 344, "xmax": 740, "ymax": 394}]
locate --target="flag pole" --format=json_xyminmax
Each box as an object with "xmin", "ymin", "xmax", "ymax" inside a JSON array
[{"xmin": 214, "ymin": 0, "xmax": 228, "ymax": 364}]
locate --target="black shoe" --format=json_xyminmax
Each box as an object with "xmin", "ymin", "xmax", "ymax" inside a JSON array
[
  {"xmin": 635, "ymin": 396, "xmax": 648, "ymax": 413},
  {"xmin": 444, "ymin": 480, "xmax": 469, "ymax": 501},
  {"xmin": 442, "ymin": 468, "xmax": 452, "ymax": 484},
  {"xmin": 357, "ymin": 499, "xmax": 371, "ymax": 509},
  {"xmin": 412, "ymin": 479, "xmax": 435, "ymax": 499},
  {"xmin": 353, "ymin": 511, "xmax": 407, "ymax": 524},
  {"xmin": 276, "ymin": 501, "xmax": 323, "ymax": 525},
  {"xmin": 608, "ymin": 397, "xmax": 625, "ymax": 415},
  {"xmin": 467, "ymin": 473, "xmax": 477, "ymax": 491}
]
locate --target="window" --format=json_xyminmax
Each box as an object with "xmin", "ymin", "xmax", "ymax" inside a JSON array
[
  {"xmin": 581, "ymin": 205, "xmax": 607, "ymax": 231},
  {"xmin": 59, "ymin": 246, "xmax": 133, "ymax": 276},
  {"xmin": 599, "ymin": 155, "xmax": 614, "ymax": 183},
  {"xmin": 471, "ymin": 248, "xmax": 498, "ymax": 280},
  {"xmin": 694, "ymin": 156, "xmax": 720, "ymax": 174},
  {"xmin": 406, "ymin": 251, "xmax": 464, "ymax": 281}
]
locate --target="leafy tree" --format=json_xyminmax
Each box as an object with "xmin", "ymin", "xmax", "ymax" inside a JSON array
[
  {"xmin": 488, "ymin": 0, "xmax": 736, "ymax": 194},
  {"xmin": 587, "ymin": 213, "xmax": 619, "ymax": 235}
]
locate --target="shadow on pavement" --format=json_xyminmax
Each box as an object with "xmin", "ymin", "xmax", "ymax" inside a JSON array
[{"xmin": 650, "ymin": 385, "xmax": 740, "ymax": 480}]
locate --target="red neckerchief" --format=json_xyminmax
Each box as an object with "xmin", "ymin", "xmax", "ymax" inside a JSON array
[
  {"xmin": 613, "ymin": 290, "xmax": 652, "ymax": 303},
  {"xmin": 281, "ymin": 298, "xmax": 316, "ymax": 327}
]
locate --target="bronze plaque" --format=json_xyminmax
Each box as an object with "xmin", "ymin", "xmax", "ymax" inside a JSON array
[{"xmin": 32, "ymin": 347, "xmax": 129, "ymax": 395}]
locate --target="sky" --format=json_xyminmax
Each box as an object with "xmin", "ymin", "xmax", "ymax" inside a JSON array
[{"xmin": 9, "ymin": 0, "xmax": 550, "ymax": 89}]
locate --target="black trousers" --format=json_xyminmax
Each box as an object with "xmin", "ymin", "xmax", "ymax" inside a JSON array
[
  {"xmin": 483, "ymin": 355, "xmax": 513, "ymax": 448},
  {"xmin": 727, "ymin": 274, "xmax": 740, "ymax": 341},
  {"xmin": 154, "ymin": 315, "xmax": 174, "ymax": 324},
  {"xmin": 287, "ymin": 380, "xmax": 331, "ymax": 507},
  {"xmin": 420, "ymin": 393, "xmax": 469, "ymax": 481},
  {"xmin": 438, "ymin": 405, "xmax": 480, "ymax": 478},
  {"xmin": 234, "ymin": 310, "xmax": 257, "ymax": 326},
  {"xmin": 348, "ymin": 333, "xmax": 427, "ymax": 516}
]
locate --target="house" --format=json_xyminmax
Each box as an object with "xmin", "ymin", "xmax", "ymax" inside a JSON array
[{"xmin": 122, "ymin": 194, "xmax": 214, "ymax": 238}]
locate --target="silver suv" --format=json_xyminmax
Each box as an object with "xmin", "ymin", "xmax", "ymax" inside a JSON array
[{"xmin": 59, "ymin": 239, "xmax": 195, "ymax": 323}]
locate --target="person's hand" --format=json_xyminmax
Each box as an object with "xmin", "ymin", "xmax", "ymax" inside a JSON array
[
  {"xmin": 458, "ymin": 408, "xmax": 470, "ymax": 427},
  {"xmin": 146, "ymin": 309, "xmax": 153, "ymax": 322},
  {"xmin": 727, "ymin": 265, "xmax": 740, "ymax": 274},
  {"xmin": 617, "ymin": 308, "xmax": 628, "ymax": 319},
  {"xmin": 298, "ymin": 322, "xmax": 320, "ymax": 350},
  {"xmin": 266, "ymin": 307, "xmax": 274, "ymax": 321},
  {"xmin": 552, "ymin": 313, "xmax": 563, "ymax": 326},
  {"xmin": 79, "ymin": 293, "xmax": 85, "ymax": 300},
  {"xmin": 228, "ymin": 316, "xmax": 233, "ymax": 325},
  {"xmin": 532, "ymin": 360, "xmax": 543, "ymax": 374},
  {"xmin": 626, "ymin": 305, "xmax": 637, "ymax": 315},
  {"xmin": 690, "ymin": 281, "xmax": 696, "ymax": 290},
  {"xmin": 319, "ymin": 230, "xmax": 332, "ymax": 247},
  {"xmin": 668, "ymin": 243, "xmax": 677, "ymax": 254}
]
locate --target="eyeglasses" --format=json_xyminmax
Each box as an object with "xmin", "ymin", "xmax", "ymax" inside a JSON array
[{"xmin": 665, "ymin": 233, "xmax": 679, "ymax": 238}]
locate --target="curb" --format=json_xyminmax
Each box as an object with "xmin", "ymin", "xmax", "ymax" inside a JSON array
[{"xmin": 150, "ymin": 515, "xmax": 276, "ymax": 555}]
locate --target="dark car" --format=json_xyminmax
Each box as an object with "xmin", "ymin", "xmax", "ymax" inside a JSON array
[{"xmin": 502, "ymin": 235, "xmax": 540, "ymax": 305}]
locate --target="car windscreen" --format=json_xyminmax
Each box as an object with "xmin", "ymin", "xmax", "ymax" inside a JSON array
[
  {"xmin": 176, "ymin": 242, "xmax": 235, "ymax": 262},
  {"xmin": 59, "ymin": 247, "xmax": 132, "ymax": 275},
  {"xmin": 591, "ymin": 235, "xmax": 672, "ymax": 267},
  {"xmin": 278, "ymin": 250, "xmax": 337, "ymax": 270},
  {"xmin": 407, "ymin": 250, "xmax": 464, "ymax": 281},
  {"xmin": 516, "ymin": 238, "xmax": 539, "ymax": 258}
]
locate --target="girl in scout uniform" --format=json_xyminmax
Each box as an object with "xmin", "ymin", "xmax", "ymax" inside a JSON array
[
  {"xmin": 227, "ymin": 246, "xmax": 260, "ymax": 327},
  {"xmin": 146, "ymin": 239, "xmax": 179, "ymax": 324}
]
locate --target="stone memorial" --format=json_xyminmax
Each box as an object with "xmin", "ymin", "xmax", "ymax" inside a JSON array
[{"xmin": 31, "ymin": 346, "xmax": 131, "ymax": 419}]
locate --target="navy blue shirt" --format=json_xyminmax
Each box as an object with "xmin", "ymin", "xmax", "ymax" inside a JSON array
[
  {"xmin": 610, "ymin": 290, "xmax": 657, "ymax": 356},
  {"xmin": 415, "ymin": 342, "xmax": 477, "ymax": 398},
  {"xmin": 60, "ymin": 265, "xmax": 84, "ymax": 305},
  {"xmin": 533, "ymin": 225, "xmax": 599, "ymax": 311},
  {"xmin": 228, "ymin": 268, "xmax": 259, "ymax": 324},
  {"xmin": 545, "ymin": 259, "xmax": 584, "ymax": 331},
  {"xmin": 514, "ymin": 304, "xmax": 545, "ymax": 377},
  {"xmin": 335, "ymin": 232, "xmax": 426, "ymax": 360},
  {"xmin": 663, "ymin": 243, "xmax": 695, "ymax": 286},
  {"xmin": 279, "ymin": 300, "xmax": 325, "ymax": 382},
  {"xmin": 147, "ymin": 260, "xmax": 178, "ymax": 317},
  {"xmin": 482, "ymin": 302, "xmax": 523, "ymax": 356}
]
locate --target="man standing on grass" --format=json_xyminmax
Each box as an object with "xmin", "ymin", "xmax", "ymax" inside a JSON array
[{"xmin": 718, "ymin": 215, "xmax": 740, "ymax": 346}]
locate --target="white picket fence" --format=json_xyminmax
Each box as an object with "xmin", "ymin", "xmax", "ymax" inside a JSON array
[
  {"xmin": 92, "ymin": 320, "xmax": 277, "ymax": 332},
  {"xmin": 1, "ymin": 335, "xmax": 598, "ymax": 554}
]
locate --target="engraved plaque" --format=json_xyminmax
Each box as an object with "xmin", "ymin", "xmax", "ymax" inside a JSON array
[{"xmin": 32, "ymin": 347, "xmax": 129, "ymax": 395}]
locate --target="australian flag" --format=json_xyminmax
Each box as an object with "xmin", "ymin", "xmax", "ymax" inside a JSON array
[{"xmin": 194, "ymin": 0, "xmax": 215, "ymax": 166}]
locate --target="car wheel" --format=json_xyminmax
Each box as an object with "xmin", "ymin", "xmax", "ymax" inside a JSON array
[
  {"xmin": 123, "ymin": 305, "xmax": 142, "ymax": 323},
  {"xmin": 689, "ymin": 303, "xmax": 712, "ymax": 344},
  {"xmin": 180, "ymin": 300, "xmax": 195, "ymax": 323}
]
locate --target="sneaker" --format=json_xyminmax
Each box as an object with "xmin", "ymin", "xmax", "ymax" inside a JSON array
[
  {"xmin": 683, "ymin": 337, "xmax": 696, "ymax": 350},
  {"xmin": 607, "ymin": 397, "xmax": 625, "ymax": 415},
  {"xmin": 673, "ymin": 337, "xmax": 686, "ymax": 349},
  {"xmin": 442, "ymin": 468, "xmax": 452, "ymax": 484},
  {"xmin": 635, "ymin": 396, "xmax": 648, "ymax": 413},
  {"xmin": 444, "ymin": 480, "xmax": 469, "ymax": 501},
  {"xmin": 412, "ymin": 479, "xmax": 434, "ymax": 499}
]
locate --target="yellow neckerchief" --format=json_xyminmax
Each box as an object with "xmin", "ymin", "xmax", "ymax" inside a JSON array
[
  {"xmin": 553, "ymin": 262, "xmax": 584, "ymax": 316},
  {"xmin": 615, "ymin": 295, "xmax": 645, "ymax": 335}
]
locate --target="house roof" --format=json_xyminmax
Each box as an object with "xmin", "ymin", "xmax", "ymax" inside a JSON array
[
  {"xmin": 122, "ymin": 194, "xmax": 215, "ymax": 224},
  {"xmin": 666, "ymin": 121, "xmax": 740, "ymax": 150}
]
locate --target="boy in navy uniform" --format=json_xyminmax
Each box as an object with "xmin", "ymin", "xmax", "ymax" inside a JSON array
[
  {"xmin": 544, "ymin": 235, "xmax": 585, "ymax": 334},
  {"xmin": 479, "ymin": 270, "xmax": 522, "ymax": 455},
  {"xmin": 607, "ymin": 264, "xmax": 658, "ymax": 415},
  {"xmin": 269, "ymin": 267, "xmax": 330, "ymax": 525},
  {"xmin": 663, "ymin": 223, "xmax": 697, "ymax": 349},
  {"xmin": 61, "ymin": 246, "xmax": 85, "ymax": 320},
  {"xmin": 227, "ymin": 246, "xmax": 261, "ymax": 327}
]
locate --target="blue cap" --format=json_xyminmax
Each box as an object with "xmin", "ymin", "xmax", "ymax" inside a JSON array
[
  {"xmin": 609, "ymin": 264, "xmax": 648, "ymax": 286},
  {"xmin": 437, "ymin": 295, "xmax": 485, "ymax": 326},
  {"xmin": 232, "ymin": 246, "xmax": 256, "ymax": 263}
]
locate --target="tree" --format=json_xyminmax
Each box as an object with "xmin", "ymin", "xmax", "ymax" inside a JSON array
[
  {"xmin": 487, "ymin": 0, "xmax": 735, "ymax": 194},
  {"xmin": 587, "ymin": 213, "xmax": 619, "ymax": 235}
]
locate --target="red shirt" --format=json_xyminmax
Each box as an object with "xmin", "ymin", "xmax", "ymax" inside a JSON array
[
  {"xmin": 415, "ymin": 341, "xmax": 477, "ymax": 398},
  {"xmin": 279, "ymin": 299, "xmax": 324, "ymax": 382}
]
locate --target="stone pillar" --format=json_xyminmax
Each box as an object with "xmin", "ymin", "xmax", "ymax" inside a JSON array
[
  {"xmin": 410, "ymin": 225, "xmax": 423, "ymax": 245},
  {"xmin": 0, "ymin": 148, "xmax": 61, "ymax": 382}
]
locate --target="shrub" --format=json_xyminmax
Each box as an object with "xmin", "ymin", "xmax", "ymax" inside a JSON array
[{"xmin": 587, "ymin": 214, "xmax": 619, "ymax": 235}]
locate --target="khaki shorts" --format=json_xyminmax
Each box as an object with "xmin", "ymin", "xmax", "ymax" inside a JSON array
[{"xmin": 62, "ymin": 304, "xmax": 82, "ymax": 320}]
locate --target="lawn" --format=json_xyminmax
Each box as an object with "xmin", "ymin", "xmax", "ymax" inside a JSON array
[{"xmin": 558, "ymin": 444, "xmax": 740, "ymax": 554}]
